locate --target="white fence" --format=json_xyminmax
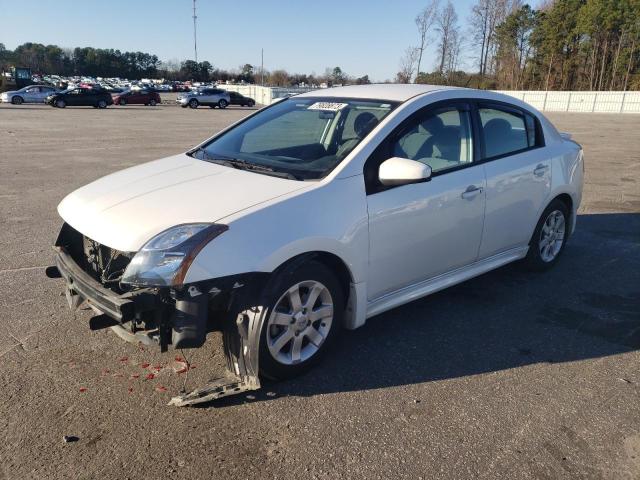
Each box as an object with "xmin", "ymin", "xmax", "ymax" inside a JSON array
[
  {"xmin": 218, "ymin": 85, "xmax": 640, "ymax": 113},
  {"xmin": 495, "ymin": 90, "xmax": 640, "ymax": 113},
  {"xmin": 218, "ymin": 84, "xmax": 315, "ymax": 105}
]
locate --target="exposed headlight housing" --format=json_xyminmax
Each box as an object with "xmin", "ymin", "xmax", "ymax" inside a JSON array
[{"xmin": 121, "ymin": 223, "xmax": 228, "ymax": 287}]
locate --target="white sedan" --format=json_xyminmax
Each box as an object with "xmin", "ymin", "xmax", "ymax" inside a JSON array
[{"xmin": 48, "ymin": 84, "xmax": 583, "ymax": 405}]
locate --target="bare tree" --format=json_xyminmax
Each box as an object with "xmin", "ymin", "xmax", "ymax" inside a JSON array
[
  {"xmin": 470, "ymin": 0, "xmax": 515, "ymax": 79},
  {"xmin": 436, "ymin": 1, "xmax": 459, "ymax": 73},
  {"xmin": 397, "ymin": 47, "xmax": 420, "ymax": 83},
  {"xmin": 415, "ymin": 0, "xmax": 440, "ymax": 79}
]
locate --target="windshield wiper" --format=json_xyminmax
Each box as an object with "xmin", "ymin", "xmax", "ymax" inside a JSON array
[{"xmin": 206, "ymin": 155, "xmax": 301, "ymax": 181}]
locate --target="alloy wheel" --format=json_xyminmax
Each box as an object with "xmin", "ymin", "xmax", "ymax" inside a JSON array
[
  {"xmin": 539, "ymin": 210, "xmax": 566, "ymax": 262},
  {"xmin": 266, "ymin": 280, "xmax": 334, "ymax": 365}
]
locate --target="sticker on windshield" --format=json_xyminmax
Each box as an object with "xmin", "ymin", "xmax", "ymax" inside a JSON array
[{"xmin": 307, "ymin": 102, "xmax": 348, "ymax": 112}]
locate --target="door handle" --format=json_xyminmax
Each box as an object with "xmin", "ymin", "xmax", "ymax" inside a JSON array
[
  {"xmin": 534, "ymin": 164, "xmax": 549, "ymax": 177},
  {"xmin": 461, "ymin": 185, "xmax": 483, "ymax": 200}
]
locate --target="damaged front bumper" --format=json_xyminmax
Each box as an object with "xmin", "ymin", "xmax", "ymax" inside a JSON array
[{"xmin": 47, "ymin": 243, "xmax": 272, "ymax": 406}]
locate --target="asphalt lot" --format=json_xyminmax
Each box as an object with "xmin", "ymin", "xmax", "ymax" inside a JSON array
[{"xmin": 0, "ymin": 103, "xmax": 639, "ymax": 480}]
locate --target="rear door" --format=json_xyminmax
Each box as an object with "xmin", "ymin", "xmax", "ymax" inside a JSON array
[
  {"xmin": 476, "ymin": 103, "xmax": 550, "ymax": 259},
  {"xmin": 39, "ymin": 87, "xmax": 55, "ymax": 102}
]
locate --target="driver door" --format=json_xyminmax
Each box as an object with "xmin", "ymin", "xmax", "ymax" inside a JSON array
[{"xmin": 365, "ymin": 102, "xmax": 486, "ymax": 300}]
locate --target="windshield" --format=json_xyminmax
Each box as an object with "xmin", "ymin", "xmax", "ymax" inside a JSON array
[{"xmin": 190, "ymin": 97, "xmax": 398, "ymax": 180}]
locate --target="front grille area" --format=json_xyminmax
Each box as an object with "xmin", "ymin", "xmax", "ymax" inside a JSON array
[{"xmin": 56, "ymin": 223, "xmax": 134, "ymax": 294}]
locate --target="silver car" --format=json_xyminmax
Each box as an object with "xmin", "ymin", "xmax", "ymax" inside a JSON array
[
  {"xmin": 176, "ymin": 87, "xmax": 230, "ymax": 109},
  {"xmin": 1, "ymin": 85, "xmax": 58, "ymax": 105}
]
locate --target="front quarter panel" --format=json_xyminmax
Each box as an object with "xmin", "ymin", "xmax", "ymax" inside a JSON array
[{"xmin": 184, "ymin": 175, "xmax": 369, "ymax": 285}]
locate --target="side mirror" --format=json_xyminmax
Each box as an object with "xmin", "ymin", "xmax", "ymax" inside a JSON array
[{"xmin": 379, "ymin": 157, "xmax": 432, "ymax": 187}]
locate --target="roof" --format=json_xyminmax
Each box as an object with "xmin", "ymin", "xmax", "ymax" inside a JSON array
[{"xmin": 296, "ymin": 84, "xmax": 466, "ymax": 102}]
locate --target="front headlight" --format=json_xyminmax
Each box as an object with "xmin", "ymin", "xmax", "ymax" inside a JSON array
[{"xmin": 121, "ymin": 223, "xmax": 228, "ymax": 287}]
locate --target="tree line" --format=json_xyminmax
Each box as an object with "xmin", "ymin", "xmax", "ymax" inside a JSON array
[
  {"xmin": 399, "ymin": 0, "xmax": 640, "ymax": 90},
  {"xmin": 0, "ymin": 42, "xmax": 370, "ymax": 87}
]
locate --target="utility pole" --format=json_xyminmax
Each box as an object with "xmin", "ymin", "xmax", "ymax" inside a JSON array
[
  {"xmin": 192, "ymin": 0, "xmax": 198, "ymax": 63},
  {"xmin": 261, "ymin": 48, "xmax": 264, "ymax": 86}
]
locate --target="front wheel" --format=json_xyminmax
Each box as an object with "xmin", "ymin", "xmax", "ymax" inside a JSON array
[
  {"xmin": 149, "ymin": 99, "xmax": 157, "ymax": 106},
  {"xmin": 258, "ymin": 261, "xmax": 343, "ymax": 380},
  {"xmin": 189, "ymin": 99, "xmax": 199, "ymax": 109},
  {"xmin": 12, "ymin": 96, "xmax": 24, "ymax": 105},
  {"xmin": 218, "ymin": 99, "xmax": 228, "ymax": 109},
  {"xmin": 523, "ymin": 199, "xmax": 569, "ymax": 271},
  {"xmin": 56, "ymin": 99, "xmax": 66, "ymax": 108},
  {"xmin": 97, "ymin": 99, "xmax": 107, "ymax": 109}
]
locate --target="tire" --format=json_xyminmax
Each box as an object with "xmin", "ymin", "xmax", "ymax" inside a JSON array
[
  {"xmin": 149, "ymin": 99, "xmax": 157, "ymax": 106},
  {"xmin": 119, "ymin": 98, "xmax": 126, "ymax": 106},
  {"xmin": 257, "ymin": 260, "xmax": 344, "ymax": 381},
  {"xmin": 97, "ymin": 99, "xmax": 107, "ymax": 109},
  {"xmin": 56, "ymin": 99, "xmax": 66, "ymax": 108},
  {"xmin": 209, "ymin": 105, "xmax": 215, "ymax": 108},
  {"xmin": 189, "ymin": 99, "xmax": 199, "ymax": 109},
  {"xmin": 12, "ymin": 96, "xmax": 23, "ymax": 105},
  {"xmin": 248, "ymin": 101, "xmax": 255, "ymax": 107},
  {"xmin": 218, "ymin": 99, "xmax": 228, "ymax": 109},
  {"xmin": 523, "ymin": 199, "xmax": 569, "ymax": 271}
]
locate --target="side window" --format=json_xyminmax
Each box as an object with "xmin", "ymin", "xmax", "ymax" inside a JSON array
[
  {"xmin": 479, "ymin": 107, "xmax": 528, "ymax": 158},
  {"xmin": 391, "ymin": 106, "xmax": 473, "ymax": 173}
]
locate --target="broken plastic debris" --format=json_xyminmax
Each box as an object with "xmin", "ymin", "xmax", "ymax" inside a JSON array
[
  {"xmin": 79, "ymin": 387, "xmax": 87, "ymax": 393},
  {"xmin": 175, "ymin": 356, "xmax": 184, "ymax": 362},
  {"xmin": 63, "ymin": 435, "xmax": 79, "ymax": 443},
  {"xmin": 130, "ymin": 374, "xmax": 140, "ymax": 379},
  {"xmin": 141, "ymin": 362, "xmax": 150, "ymax": 368},
  {"xmin": 145, "ymin": 373, "xmax": 155, "ymax": 380},
  {"xmin": 155, "ymin": 386, "xmax": 168, "ymax": 392},
  {"xmin": 119, "ymin": 357, "xmax": 128, "ymax": 362},
  {"xmin": 128, "ymin": 387, "xmax": 134, "ymax": 393}
]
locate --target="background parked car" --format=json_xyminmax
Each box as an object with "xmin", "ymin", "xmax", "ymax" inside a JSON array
[
  {"xmin": 112, "ymin": 89, "xmax": 160, "ymax": 106},
  {"xmin": 176, "ymin": 88, "xmax": 230, "ymax": 109},
  {"xmin": 228, "ymin": 91, "xmax": 256, "ymax": 107},
  {"xmin": 1, "ymin": 85, "xmax": 58, "ymax": 104},
  {"xmin": 45, "ymin": 88, "xmax": 113, "ymax": 108}
]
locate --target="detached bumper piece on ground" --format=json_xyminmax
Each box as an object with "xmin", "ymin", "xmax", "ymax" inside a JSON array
[{"xmin": 46, "ymin": 224, "xmax": 269, "ymax": 406}]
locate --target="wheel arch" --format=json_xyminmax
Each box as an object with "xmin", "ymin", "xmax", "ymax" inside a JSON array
[
  {"xmin": 531, "ymin": 191, "xmax": 576, "ymax": 242},
  {"xmin": 271, "ymin": 251, "xmax": 354, "ymax": 301},
  {"xmin": 267, "ymin": 250, "xmax": 364, "ymax": 330}
]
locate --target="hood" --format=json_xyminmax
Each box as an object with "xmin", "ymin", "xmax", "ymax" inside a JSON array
[{"xmin": 58, "ymin": 153, "xmax": 309, "ymax": 251}]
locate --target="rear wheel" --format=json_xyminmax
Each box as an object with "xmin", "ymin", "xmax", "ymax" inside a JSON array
[
  {"xmin": 258, "ymin": 261, "xmax": 343, "ymax": 380},
  {"xmin": 149, "ymin": 99, "xmax": 157, "ymax": 106},
  {"xmin": 524, "ymin": 199, "xmax": 569, "ymax": 271},
  {"xmin": 189, "ymin": 99, "xmax": 199, "ymax": 109},
  {"xmin": 248, "ymin": 100, "xmax": 255, "ymax": 107},
  {"xmin": 12, "ymin": 96, "xmax": 23, "ymax": 105},
  {"xmin": 97, "ymin": 99, "xmax": 107, "ymax": 109},
  {"xmin": 218, "ymin": 99, "xmax": 228, "ymax": 109},
  {"xmin": 56, "ymin": 99, "xmax": 66, "ymax": 108}
]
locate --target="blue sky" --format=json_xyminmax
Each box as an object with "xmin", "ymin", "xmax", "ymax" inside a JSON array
[{"xmin": 0, "ymin": 0, "xmax": 478, "ymax": 81}]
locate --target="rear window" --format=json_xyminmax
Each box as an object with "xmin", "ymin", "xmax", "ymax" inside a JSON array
[{"xmin": 479, "ymin": 107, "xmax": 531, "ymax": 158}]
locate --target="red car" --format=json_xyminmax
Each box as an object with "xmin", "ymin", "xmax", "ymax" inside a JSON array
[{"xmin": 112, "ymin": 89, "xmax": 161, "ymax": 106}]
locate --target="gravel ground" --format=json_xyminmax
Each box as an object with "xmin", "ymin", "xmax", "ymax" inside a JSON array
[{"xmin": 0, "ymin": 103, "xmax": 639, "ymax": 480}]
